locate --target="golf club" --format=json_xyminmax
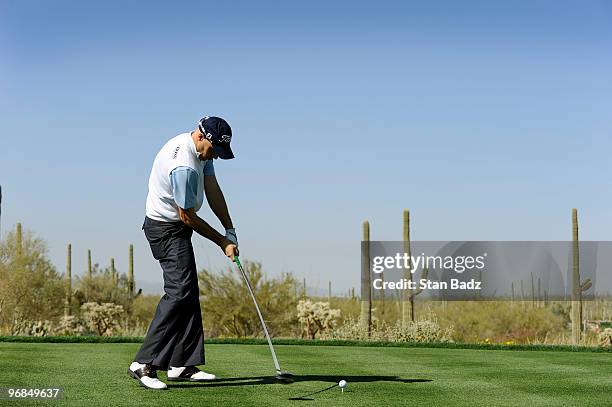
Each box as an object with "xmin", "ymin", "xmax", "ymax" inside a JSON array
[{"xmin": 233, "ymin": 256, "xmax": 294, "ymax": 383}]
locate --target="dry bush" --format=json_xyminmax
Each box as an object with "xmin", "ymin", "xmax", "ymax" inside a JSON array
[
  {"xmin": 12, "ymin": 319, "xmax": 54, "ymax": 336},
  {"xmin": 322, "ymin": 315, "xmax": 453, "ymax": 343},
  {"xmin": 297, "ymin": 300, "xmax": 341, "ymax": 339},
  {"xmin": 81, "ymin": 302, "xmax": 124, "ymax": 336},
  {"xmin": 435, "ymin": 301, "xmax": 565, "ymax": 344},
  {"xmin": 599, "ymin": 328, "xmax": 612, "ymax": 347},
  {"xmin": 54, "ymin": 315, "xmax": 86, "ymax": 336}
]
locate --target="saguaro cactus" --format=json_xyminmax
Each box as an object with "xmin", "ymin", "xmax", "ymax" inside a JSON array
[
  {"xmin": 84, "ymin": 249, "xmax": 92, "ymax": 300},
  {"xmin": 111, "ymin": 258, "xmax": 117, "ymax": 287},
  {"xmin": 401, "ymin": 209, "xmax": 428, "ymax": 325},
  {"xmin": 16, "ymin": 223, "xmax": 22, "ymax": 256},
  {"xmin": 87, "ymin": 250, "xmax": 92, "ymax": 279},
  {"xmin": 402, "ymin": 210, "xmax": 412, "ymax": 325},
  {"xmin": 128, "ymin": 244, "xmax": 134, "ymax": 298},
  {"xmin": 531, "ymin": 272, "xmax": 535, "ymax": 308},
  {"xmin": 64, "ymin": 244, "xmax": 72, "ymax": 316},
  {"xmin": 381, "ymin": 269, "xmax": 385, "ymax": 318},
  {"xmin": 360, "ymin": 220, "xmax": 372, "ymax": 333},
  {"xmin": 571, "ymin": 209, "xmax": 593, "ymax": 343},
  {"xmin": 571, "ymin": 208, "xmax": 580, "ymax": 344}
]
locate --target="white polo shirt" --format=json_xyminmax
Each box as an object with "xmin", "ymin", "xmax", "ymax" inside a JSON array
[{"xmin": 145, "ymin": 132, "xmax": 214, "ymax": 222}]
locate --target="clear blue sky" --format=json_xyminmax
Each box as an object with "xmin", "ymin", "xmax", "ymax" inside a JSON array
[{"xmin": 1, "ymin": 0, "xmax": 611, "ymax": 294}]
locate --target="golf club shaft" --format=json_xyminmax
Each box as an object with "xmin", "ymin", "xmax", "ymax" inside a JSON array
[{"xmin": 234, "ymin": 257, "xmax": 281, "ymax": 373}]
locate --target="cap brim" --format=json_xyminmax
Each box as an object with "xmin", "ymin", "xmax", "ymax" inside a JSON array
[{"xmin": 213, "ymin": 144, "xmax": 235, "ymax": 160}]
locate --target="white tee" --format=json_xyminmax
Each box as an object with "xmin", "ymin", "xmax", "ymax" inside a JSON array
[{"xmin": 145, "ymin": 132, "xmax": 205, "ymax": 222}]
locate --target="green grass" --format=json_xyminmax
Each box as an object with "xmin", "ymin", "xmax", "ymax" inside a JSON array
[{"xmin": 0, "ymin": 343, "xmax": 610, "ymax": 406}]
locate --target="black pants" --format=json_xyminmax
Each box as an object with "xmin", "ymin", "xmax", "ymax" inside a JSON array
[{"xmin": 134, "ymin": 216, "xmax": 205, "ymax": 370}]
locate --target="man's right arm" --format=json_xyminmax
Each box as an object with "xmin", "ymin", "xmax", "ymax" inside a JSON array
[{"xmin": 171, "ymin": 167, "xmax": 237, "ymax": 259}]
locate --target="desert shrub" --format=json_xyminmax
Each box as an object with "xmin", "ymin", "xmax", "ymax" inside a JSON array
[
  {"xmin": 54, "ymin": 315, "xmax": 86, "ymax": 336},
  {"xmin": 0, "ymin": 227, "xmax": 65, "ymax": 334},
  {"xmin": 599, "ymin": 328, "xmax": 612, "ymax": 347},
  {"xmin": 12, "ymin": 319, "xmax": 54, "ymax": 336},
  {"xmin": 81, "ymin": 302, "xmax": 124, "ymax": 336},
  {"xmin": 114, "ymin": 321, "xmax": 149, "ymax": 337},
  {"xmin": 314, "ymin": 296, "xmax": 361, "ymax": 321},
  {"xmin": 322, "ymin": 317, "xmax": 369, "ymax": 341},
  {"xmin": 127, "ymin": 294, "xmax": 159, "ymax": 331},
  {"xmin": 297, "ymin": 300, "xmax": 341, "ymax": 339},
  {"xmin": 550, "ymin": 302, "xmax": 571, "ymax": 328},
  {"xmin": 73, "ymin": 262, "xmax": 151, "ymax": 334},
  {"xmin": 322, "ymin": 316, "xmax": 453, "ymax": 343},
  {"xmin": 199, "ymin": 261, "xmax": 299, "ymax": 338},
  {"xmin": 386, "ymin": 318, "xmax": 453, "ymax": 343},
  {"xmin": 74, "ymin": 264, "xmax": 130, "ymax": 308},
  {"xmin": 437, "ymin": 301, "xmax": 565, "ymax": 343}
]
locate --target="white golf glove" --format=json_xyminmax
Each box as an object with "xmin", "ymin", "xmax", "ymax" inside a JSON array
[{"xmin": 225, "ymin": 228, "xmax": 238, "ymax": 246}]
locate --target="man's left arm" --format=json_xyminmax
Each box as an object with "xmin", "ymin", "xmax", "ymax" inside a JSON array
[
  {"xmin": 204, "ymin": 174, "xmax": 233, "ymax": 230},
  {"xmin": 202, "ymin": 161, "xmax": 235, "ymax": 236}
]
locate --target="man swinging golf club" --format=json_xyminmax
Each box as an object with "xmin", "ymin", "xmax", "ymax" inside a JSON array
[{"xmin": 128, "ymin": 116, "xmax": 238, "ymax": 390}]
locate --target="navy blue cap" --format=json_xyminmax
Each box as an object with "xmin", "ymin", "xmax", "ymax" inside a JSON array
[{"xmin": 198, "ymin": 116, "xmax": 234, "ymax": 159}]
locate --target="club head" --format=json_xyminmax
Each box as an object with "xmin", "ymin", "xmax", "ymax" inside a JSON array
[{"xmin": 275, "ymin": 371, "xmax": 295, "ymax": 384}]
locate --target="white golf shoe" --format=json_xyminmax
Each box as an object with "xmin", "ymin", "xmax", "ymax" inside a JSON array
[
  {"xmin": 128, "ymin": 362, "xmax": 168, "ymax": 390},
  {"xmin": 167, "ymin": 366, "xmax": 217, "ymax": 382}
]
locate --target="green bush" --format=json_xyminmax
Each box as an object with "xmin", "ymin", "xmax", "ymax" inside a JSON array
[{"xmin": 198, "ymin": 261, "xmax": 299, "ymax": 338}]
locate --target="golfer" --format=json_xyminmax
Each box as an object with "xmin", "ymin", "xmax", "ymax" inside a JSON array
[{"xmin": 128, "ymin": 116, "xmax": 238, "ymax": 390}]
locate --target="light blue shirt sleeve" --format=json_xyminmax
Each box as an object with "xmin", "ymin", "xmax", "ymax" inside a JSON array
[
  {"xmin": 170, "ymin": 166, "xmax": 199, "ymax": 210},
  {"xmin": 203, "ymin": 159, "xmax": 215, "ymax": 176}
]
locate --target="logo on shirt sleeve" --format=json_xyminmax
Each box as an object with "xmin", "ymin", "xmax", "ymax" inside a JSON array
[{"xmin": 172, "ymin": 146, "xmax": 181, "ymax": 159}]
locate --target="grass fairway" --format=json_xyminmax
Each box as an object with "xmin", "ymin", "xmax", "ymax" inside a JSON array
[{"xmin": 0, "ymin": 342, "xmax": 610, "ymax": 406}]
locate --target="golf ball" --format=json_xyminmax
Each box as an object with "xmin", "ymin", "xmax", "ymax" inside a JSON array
[{"xmin": 339, "ymin": 380, "xmax": 347, "ymax": 388}]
